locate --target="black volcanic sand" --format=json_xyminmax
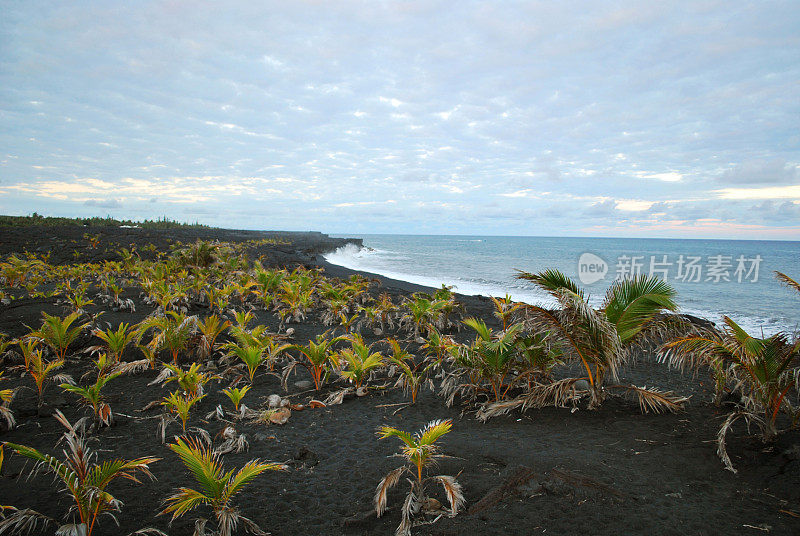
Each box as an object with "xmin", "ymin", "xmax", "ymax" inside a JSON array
[{"xmin": 0, "ymin": 225, "xmax": 798, "ymax": 536}]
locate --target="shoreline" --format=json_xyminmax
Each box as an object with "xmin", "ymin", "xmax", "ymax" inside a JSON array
[{"xmin": 0, "ymin": 224, "xmax": 798, "ymax": 535}]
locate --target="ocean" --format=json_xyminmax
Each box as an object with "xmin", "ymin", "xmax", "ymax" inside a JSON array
[{"xmin": 325, "ymin": 234, "xmax": 800, "ymax": 336}]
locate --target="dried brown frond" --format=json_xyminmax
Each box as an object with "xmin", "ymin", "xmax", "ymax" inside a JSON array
[
  {"xmin": 522, "ymin": 377, "xmax": 587, "ymax": 410},
  {"xmin": 375, "ymin": 466, "xmax": 407, "ymax": 516},
  {"xmin": 192, "ymin": 518, "xmax": 208, "ymax": 536},
  {"xmin": 430, "ymin": 475, "xmax": 465, "ymax": 515},
  {"xmin": 0, "ymin": 507, "xmax": 54, "ymax": 535},
  {"xmin": 475, "ymin": 398, "xmax": 525, "ymax": 422},
  {"xmin": 323, "ymin": 388, "xmax": 351, "ymax": 406},
  {"xmin": 148, "ymin": 366, "xmax": 174, "ymax": 386},
  {"xmin": 115, "ymin": 359, "xmax": 151, "ymax": 375},
  {"xmin": 397, "ymin": 489, "xmax": 416, "ymax": 536},
  {"xmin": 610, "ymin": 384, "xmax": 689, "ymax": 414},
  {"xmin": 775, "ymin": 271, "xmax": 800, "ymax": 294},
  {"xmin": 717, "ymin": 412, "xmax": 745, "ymax": 473}
]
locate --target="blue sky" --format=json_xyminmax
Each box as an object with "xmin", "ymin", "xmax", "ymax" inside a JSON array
[{"xmin": 1, "ymin": 1, "xmax": 799, "ymax": 238}]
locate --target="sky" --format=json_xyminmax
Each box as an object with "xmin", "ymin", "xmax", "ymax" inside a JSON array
[{"xmin": 1, "ymin": 1, "xmax": 799, "ymax": 239}]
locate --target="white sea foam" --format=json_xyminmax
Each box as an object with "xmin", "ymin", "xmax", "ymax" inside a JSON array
[{"xmin": 324, "ymin": 238, "xmax": 799, "ymax": 337}]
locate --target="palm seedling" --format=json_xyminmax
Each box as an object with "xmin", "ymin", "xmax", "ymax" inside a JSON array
[
  {"xmin": 660, "ymin": 315, "xmax": 799, "ymax": 472},
  {"xmin": 60, "ymin": 372, "xmax": 121, "ymax": 426},
  {"xmin": 513, "ymin": 333, "xmax": 564, "ymax": 388},
  {"xmin": 224, "ymin": 341, "xmax": 268, "ymax": 383},
  {"xmin": 489, "ymin": 294, "xmax": 523, "ymax": 331},
  {"xmin": 17, "ymin": 337, "xmax": 40, "ymax": 370},
  {"xmin": 26, "ymin": 348, "xmax": 72, "ymax": 407},
  {"xmin": 401, "ymin": 295, "xmax": 440, "ymax": 339},
  {"xmin": 33, "ymin": 311, "xmax": 85, "ymax": 361},
  {"xmin": 375, "ymin": 420, "xmax": 464, "ymax": 536},
  {"xmin": 337, "ymin": 334, "xmax": 384, "ymax": 390},
  {"xmin": 160, "ymin": 436, "xmax": 286, "ymax": 536},
  {"xmin": 461, "ymin": 318, "xmax": 525, "ymax": 402},
  {"xmin": 0, "ymin": 333, "xmax": 13, "ymax": 359},
  {"xmin": 162, "ymin": 390, "xmax": 205, "ymax": 432},
  {"xmin": 0, "ymin": 372, "xmax": 15, "ymax": 428},
  {"xmin": 162, "ymin": 362, "xmax": 218, "ymax": 397},
  {"xmin": 387, "ymin": 339, "xmax": 436, "ymax": 404},
  {"xmin": 136, "ymin": 311, "xmax": 198, "ymax": 365},
  {"xmin": 1, "ymin": 410, "xmax": 159, "ymax": 536},
  {"xmin": 91, "ymin": 322, "xmax": 136, "ymax": 365},
  {"xmin": 222, "ymin": 385, "xmax": 251, "ymax": 414},
  {"xmin": 65, "ymin": 284, "xmax": 94, "ymax": 313},
  {"xmin": 375, "ymin": 292, "xmax": 399, "ymax": 334},
  {"xmin": 420, "ymin": 329, "xmax": 457, "ymax": 367},
  {"xmin": 284, "ymin": 332, "xmax": 345, "ymax": 390},
  {"xmin": 197, "ymin": 314, "xmax": 231, "ymax": 360},
  {"xmin": 511, "ymin": 269, "xmax": 688, "ymax": 412}
]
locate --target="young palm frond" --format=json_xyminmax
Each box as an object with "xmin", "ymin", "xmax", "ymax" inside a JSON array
[
  {"xmin": 224, "ymin": 342, "xmax": 268, "ymax": 383},
  {"xmin": 26, "ymin": 349, "xmax": 72, "ymax": 407},
  {"xmin": 33, "ymin": 311, "xmax": 85, "ymax": 361},
  {"xmin": 92, "ymin": 322, "xmax": 136, "ymax": 364},
  {"xmin": 0, "ymin": 372, "xmax": 16, "ymax": 429},
  {"xmin": 221, "ymin": 385, "xmax": 251, "ymax": 414},
  {"xmin": 196, "ymin": 315, "xmax": 230, "ymax": 360},
  {"xmin": 160, "ymin": 436, "xmax": 286, "ymax": 536},
  {"xmin": 3, "ymin": 410, "xmax": 159, "ymax": 536},
  {"xmin": 462, "ymin": 318, "xmax": 525, "ymax": 402},
  {"xmin": 162, "ymin": 363, "xmax": 218, "ymax": 397},
  {"xmin": 337, "ymin": 335, "xmax": 384, "ymax": 389},
  {"xmin": 517, "ymin": 269, "xmax": 681, "ymax": 410},
  {"xmin": 162, "ymin": 391, "xmax": 205, "ymax": 432},
  {"xmin": 136, "ymin": 311, "xmax": 198, "ymax": 365},
  {"xmin": 661, "ymin": 315, "xmax": 798, "ymax": 471},
  {"xmin": 387, "ymin": 338, "xmax": 435, "ymax": 404},
  {"xmin": 60, "ymin": 372, "xmax": 121, "ymax": 426},
  {"xmin": 376, "ymin": 420, "xmax": 463, "ymax": 536},
  {"xmin": 284, "ymin": 332, "xmax": 345, "ymax": 390}
]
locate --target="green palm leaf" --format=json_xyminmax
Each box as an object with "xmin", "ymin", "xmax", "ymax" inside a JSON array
[
  {"xmin": 221, "ymin": 460, "xmax": 286, "ymax": 503},
  {"xmin": 418, "ymin": 419, "xmax": 452, "ymax": 446}
]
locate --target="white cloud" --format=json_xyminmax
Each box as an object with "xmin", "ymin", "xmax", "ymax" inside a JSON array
[{"xmin": 715, "ymin": 185, "xmax": 800, "ymax": 200}]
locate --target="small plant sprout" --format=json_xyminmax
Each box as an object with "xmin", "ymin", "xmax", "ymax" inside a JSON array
[
  {"xmin": 222, "ymin": 385, "xmax": 251, "ymax": 414},
  {"xmin": 60, "ymin": 372, "xmax": 121, "ymax": 426},
  {"xmin": 26, "ymin": 348, "xmax": 73, "ymax": 407},
  {"xmin": 17, "ymin": 337, "xmax": 40, "ymax": 370},
  {"xmin": 33, "ymin": 311, "xmax": 86, "ymax": 361},
  {"xmin": 387, "ymin": 338, "xmax": 435, "ymax": 404},
  {"xmin": 136, "ymin": 311, "xmax": 197, "ymax": 365},
  {"xmin": 196, "ymin": 314, "xmax": 230, "ymax": 359},
  {"xmin": 285, "ymin": 332, "xmax": 345, "ymax": 390},
  {"xmin": 160, "ymin": 436, "xmax": 287, "ymax": 536},
  {"xmin": 489, "ymin": 293, "xmax": 523, "ymax": 331},
  {"xmin": 162, "ymin": 390, "xmax": 205, "ymax": 432},
  {"xmin": 224, "ymin": 341, "xmax": 268, "ymax": 383},
  {"xmin": 1, "ymin": 410, "xmax": 159, "ymax": 536},
  {"xmin": 92, "ymin": 322, "xmax": 136, "ymax": 365},
  {"xmin": 0, "ymin": 372, "xmax": 16, "ymax": 428},
  {"xmin": 376, "ymin": 419, "xmax": 464, "ymax": 536},
  {"xmin": 162, "ymin": 362, "xmax": 218, "ymax": 397},
  {"xmin": 337, "ymin": 334, "xmax": 384, "ymax": 390}
]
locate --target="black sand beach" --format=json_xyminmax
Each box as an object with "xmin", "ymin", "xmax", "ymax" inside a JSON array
[{"xmin": 0, "ymin": 224, "xmax": 798, "ymax": 536}]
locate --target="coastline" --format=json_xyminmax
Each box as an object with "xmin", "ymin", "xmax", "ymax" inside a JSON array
[{"xmin": 0, "ymin": 224, "xmax": 798, "ymax": 535}]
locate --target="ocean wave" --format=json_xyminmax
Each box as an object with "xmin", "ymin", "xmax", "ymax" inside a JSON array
[{"xmin": 324, "ymin": 243, "xmax": 797, "ymax": 337}]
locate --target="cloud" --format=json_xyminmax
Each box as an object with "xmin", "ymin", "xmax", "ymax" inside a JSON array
[
  {"xmin": 715, "ymin": 185, "xmax": 800, "ymax": 201},
  {"xmin": 718, "ymin": 160, "xmax": 800, "ymax": 185},
  {"xmin": 84, "ymin": 198, "xmax": 121, "ymax": 208},
  {"xmin": 0, "ymin": 2, "xmax": 797, "ymax": 238}
]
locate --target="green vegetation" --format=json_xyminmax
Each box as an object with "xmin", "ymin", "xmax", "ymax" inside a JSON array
[
  {"xmin": 0, "ymin": 213, "xmax": 208, "ymax": 229},
  {"xmin": 376, "ymin": 420, "xmax": 464, "ymax": 535}
]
